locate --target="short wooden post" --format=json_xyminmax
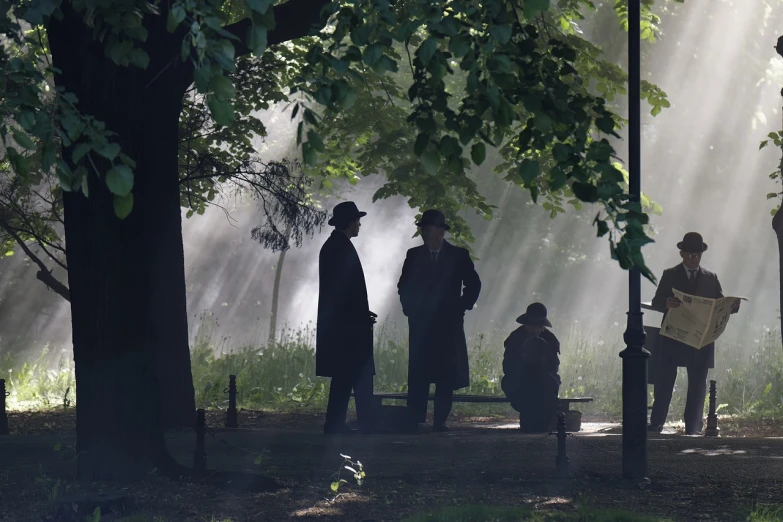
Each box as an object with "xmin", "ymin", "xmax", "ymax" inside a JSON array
[
  {"xmin": 225, "ymin": 375, "xmax": 238, "ymax": 428},
  {"xmin": 555, "ymin": 412, "xmax": 569, "ymax": 478},
  {"xmin": 0, "ymin": 379, "xmax": 9, "ymax": 435},
  {"xmin": 705, "ymin": 380, "xmax": 720, "ymax": 437},
  {"xmin": 194, "ymin": 409, "xmax": 207, "ymax": 472}
]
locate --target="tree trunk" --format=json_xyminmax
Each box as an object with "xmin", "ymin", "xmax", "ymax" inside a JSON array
[
  {"xmin": 47, "ymin": 13, "xmax": 194, "ymax": 480},
  {"xmin": 268, "ymin": 224, "xmax": 293, "ymax": 345},
  {"xmin": 775, "ymin": 205, "xmax": 783, "ymax": 348}
]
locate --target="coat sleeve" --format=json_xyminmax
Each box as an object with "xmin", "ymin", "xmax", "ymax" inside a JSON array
[
  {"xmin": 459, "ymin": 249, "xmax": 481, "ymax": 310},
  {"xmin": 397, "ymin": 250, "xmax": 412, "ymax": 316},
  {"xmin": 651, "ymin": 269, "xmax": 672, "ymax": 313}
]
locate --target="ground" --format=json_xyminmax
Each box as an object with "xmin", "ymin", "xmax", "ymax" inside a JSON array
[{"xmin": 1, "ymin": 410, "xmax": 783, "ymax": 521}]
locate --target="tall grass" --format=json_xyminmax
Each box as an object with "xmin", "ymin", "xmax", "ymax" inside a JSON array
[{"xmin": 3, "ymin": 312, "xmax": 783, "ymax": 422}]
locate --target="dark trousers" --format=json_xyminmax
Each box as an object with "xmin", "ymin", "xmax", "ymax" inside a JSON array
[
  {"xmin": 324, "ymin": 360, "xmax": 374, "ymax": 431},
  {"xmin": 502, "ymin": 374, "xmax": 560, "ymax": 432},
  {"xmin": 650, "ymin": 359, "xmax": 709, "ymax": 433},
  {"xmin": 407, "ymin": 377, "xmax": 453, "ymax": 425}
]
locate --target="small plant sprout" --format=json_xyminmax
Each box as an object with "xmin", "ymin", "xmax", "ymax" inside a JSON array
[{"xmin": 330, "ymin": 454, "xmax": 366, "ymax": 493}]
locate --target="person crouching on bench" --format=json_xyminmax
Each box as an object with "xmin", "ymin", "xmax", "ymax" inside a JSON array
[{"xmin": 501, "ymin": 303, "xmax": 561, "ymax": 433}]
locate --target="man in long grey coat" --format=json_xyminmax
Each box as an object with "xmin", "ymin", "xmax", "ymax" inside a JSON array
[
  {"xmin": 648, "ymin": 232, "xmax": 740, "ymax": 435},
  {"xmin": 397, "ymin": 210, "xmax": 481, "ymax": 432},
  {"xmin": 316, "ymin": 201, "xmax": 377, "ymax": 434}
]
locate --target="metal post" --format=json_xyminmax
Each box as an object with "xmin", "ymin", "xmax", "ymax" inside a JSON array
[
  {"xmin": 555, "ymin": 412, "xmax": 570, "ymax": 478},
  {"xmin": 194, "ymin": 409, "xmax": 207, "ymax": 472},
  {"xmin": 618, "ymin": 0, "xmax": 650, "ymax": 481},
  {"xmin": 225, "ymin": 375, "xmax": 238, "ymax": 428},
  {"xmin": 0, "ymin": 379, "xmax": 8, "ymax": 436},
  {"xmin": 705, "ymin": 380, "xmax": 720, "ymax": 437}
]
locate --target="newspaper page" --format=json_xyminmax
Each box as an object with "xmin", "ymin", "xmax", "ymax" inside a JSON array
[{"xmin": 659, "ymin": 290, "xmax": 746, "ymax": 349}]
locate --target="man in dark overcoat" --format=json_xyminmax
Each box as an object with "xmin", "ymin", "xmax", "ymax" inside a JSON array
[
  {"xmin": 316, "ymin": 201, "xmax": 377, "ymax": 434},
  {"xmin": 648, "ymin": 232, "xmax": 740, "ymax": 435},
  {"xmin": 397, "ymin": 209, "xmax": 481, "ymax": 431}
]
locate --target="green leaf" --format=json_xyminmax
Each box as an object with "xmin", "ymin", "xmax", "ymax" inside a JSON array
[
  {"xmin": 371, "ymin": 56, "xmax": 398, "ymax": 74},
  {"xmin": 246, "ymin": 0, "xmax": 274, "ymax": 13},
  {"xmin": 767, "ymin": 192, "xmax": 779, "ymax": 200},
  {"xmin": 247, "ymin": 24, "xmax": 268, "ymax": 55},
  {"xmin": 254, "ymin": 455, "xmax": 263, "ymax": 465},
  {"xmin": 489, "ymin": 25, "xmax": 512, "ymax": 45},
  {"xmin": 167, "ymin": 6, "xmax": 186, "ymax": 32},
  {"xmin": 307, "ymin": 130, "xmax": 325, "ymax": 152},
  {"xmin": 596, "ymin": 116, "xmax": 615, "ymax": 134},
  {"xmin": 518, "ymin": 159, "xmax": 540, "ymax": 184},
  {"xmin": 417, "ymin": 38, "xmax": 438, "ymax": 66},
  {"xmin": 362, "ymin": 44, "xmax": 384, "ymax": 66},
  {"xmin": 211, "ymin": 73, "xmax": 236, "ymax": 99},
  {"xmin": 130, "ymin": 49, "xmax": 150, "ymax": 69},
  {"xmin": 414, "ymin": 133, "xmax": 429, "ymax": 156},
  {"xmin": 471, "ymin": 142, "xmax": 486, "ymax": 165},
  {"xmin": 420, "ymin": 149, "xmax": 441, "ymax": 175},
  {"xmin": 760, "ymin": 140, "xmax": 769, "ymax": 150},
  {"xmin": 106, "ymin": 164, "xmax": 134, "ymax": 197},
  {"xmin": 53, "ymin": 442, "xmax": 62, "ymax": 452},
  {"xmin": 96, "ymin": 143, "xmax": 121, "ymax": 162},
  {"xmin": 523, "ymin": 0, "xmax": 550, "ymax": 19},
  {"xmin": 330, "ymin": 481, "xmax": 340, "ymax": 492},
  {"xmin": 340, "ymin": 86, "xmax": 357, "ymax": 110},
  {"xmin": 113, "ymin": 193, "xmax": 134, "ymax": 220},
  {"xmin": 12, "ymin": 129, "xmax": 35, "ymax": 149},
  {"xmin": 596, "ymin": 219, "xmax": 609, "ymax": 237},
  {"xmin": 208, "ymin": 97, "xmax": 234, "ymax": 126},
  {"xmin": 449, "ymin": 34, "xmax": 471, "ymax": 58},
  {"xmin": 302, "ymin": 141, "xmax": 317, "ymax": 166}
]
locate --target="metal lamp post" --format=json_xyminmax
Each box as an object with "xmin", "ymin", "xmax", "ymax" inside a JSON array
[{"xmin": 618, "ymin": 0, "xmax": 650, "ymax": 481}]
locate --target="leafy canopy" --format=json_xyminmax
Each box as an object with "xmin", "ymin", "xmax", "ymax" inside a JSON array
[{"xmin": 0, "ymin": 0, "xmax": 682, "ymax": 281}]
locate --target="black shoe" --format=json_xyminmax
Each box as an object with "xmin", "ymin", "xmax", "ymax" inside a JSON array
[
  {"xmin": 433, "ymin": 423, "xmax": 450, "ymax": 432},
  {"xmin": 647, "ymin": 424, "xmax": 663, "ymax": 433}
]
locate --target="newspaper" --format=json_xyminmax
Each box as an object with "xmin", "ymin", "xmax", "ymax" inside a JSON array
[{"xmin": 659, "ymin": 290, "xmax": 747, "ymax": 349}]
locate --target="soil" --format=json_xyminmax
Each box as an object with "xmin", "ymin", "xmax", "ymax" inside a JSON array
[{"xmin": 1, "ymin": 409, "xmax": 782, "ymax": 521}]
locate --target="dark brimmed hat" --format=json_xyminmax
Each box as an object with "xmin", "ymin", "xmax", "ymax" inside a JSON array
[
  {"xmin": 516, "ymin": 302, "xmax": 552, "ymax": 328},
  {"xmin": 328, "ymin": 201, "xmax": 366, "ymax": 227},
  {"xmin": 416, "ymin": 209, "xmax": 450, "ymax": 230},
  {"xmin": 677, "ymin": 232, "xmax": 708, "ymax": 253}
]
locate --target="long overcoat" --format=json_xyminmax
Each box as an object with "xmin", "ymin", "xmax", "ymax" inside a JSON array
[
  {"xmin": 315, "ymin": 230, "xmax": 374, "ymax": 378},
  {"xmin": 397, "ymin": 241, "xmax": 481, "ymax": 390},
  {"xmin": 650, "ymin": 264, "xmax": 728, "ymax": 370}
]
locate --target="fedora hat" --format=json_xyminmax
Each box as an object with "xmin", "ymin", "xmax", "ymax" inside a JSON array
[
  {"xmin": 677, "ymin": 232, "xmax": 708, "ymax": 253},
  {"xmin": 516, "ymin": 302, "xmax": 552, "ymax": 328},
  {"xmin": 416, "ymin": 209, "xmax": 450, "ymax": 230},
  {"xmin": 328, "ymin": 201, "xmax": 367, "ymax": 227}
]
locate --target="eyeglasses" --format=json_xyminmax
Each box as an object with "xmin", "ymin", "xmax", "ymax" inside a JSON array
[{"xmin": 683, "ymin": 252, "xmax": 702, "ymax": 259}]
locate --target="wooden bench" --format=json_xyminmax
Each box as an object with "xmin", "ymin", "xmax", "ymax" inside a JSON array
[{"xmin": 369, "ymin": 392, "xmax": 593, "ymax": 414}]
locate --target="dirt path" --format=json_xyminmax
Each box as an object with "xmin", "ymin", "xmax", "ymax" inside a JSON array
[{"xmin": 1, "ymin": 411, "xmax": 782, "ymax": 521}]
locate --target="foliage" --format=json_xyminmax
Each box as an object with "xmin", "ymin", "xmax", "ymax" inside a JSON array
[
  {"xmin": 7, "ymin": 315, "xmax": 783, "ymax": 424},
  {"xmin": 0, "ymin": 0, "xmax": 684, "ymax": 283},
  {"xmin": 759, "ymin": 130, "xmax": 783, "ymax": 216}
]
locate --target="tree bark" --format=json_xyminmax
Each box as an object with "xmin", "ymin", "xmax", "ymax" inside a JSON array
[
  {"xmin": 775, "ymin": 205, "xmax": 783, "ymax": 348},
  {"xmin": 47, "ymin": 12, "xmax": 193, "ymax": 480},
  {"xmin": 268, "ymin": 224, "xmax": 293, "ymax": 345}
]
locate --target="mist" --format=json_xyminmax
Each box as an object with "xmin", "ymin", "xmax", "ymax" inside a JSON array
[{"xmin": 0, "ymin": 0, "xmax": 781, "ymax": 367}]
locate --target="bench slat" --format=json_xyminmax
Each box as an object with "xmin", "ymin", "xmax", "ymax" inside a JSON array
[{"xmin": 368, "ymin": 392, "xmax": 593, "ymax": 403}]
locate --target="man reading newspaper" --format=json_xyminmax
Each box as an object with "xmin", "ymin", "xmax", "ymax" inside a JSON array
[{"xmin": 648, "ymin": 232, "xmax": 741, "ymax": 435}]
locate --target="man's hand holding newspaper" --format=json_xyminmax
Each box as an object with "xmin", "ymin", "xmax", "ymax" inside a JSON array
[{"xmin": 659, "ymin": 290, "xmax": 746, "ymax": 349}]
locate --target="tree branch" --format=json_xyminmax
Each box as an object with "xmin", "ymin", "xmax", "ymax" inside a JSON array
[
  {"xmin": 0, "ymin": 220, "xmax": 70, "ymax": 301},
  {"xmin": 223, "ymin": 0, "xmax": 332, "ymax": 57}
]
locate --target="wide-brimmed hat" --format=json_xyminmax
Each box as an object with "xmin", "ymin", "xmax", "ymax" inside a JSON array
[
  {"xmin": 416, "ymin": 209, "xmax": 450, "ymax": 230},
  {"xmin": 516, "ymin": 302, "xmax": 552, "ymax": 327},
  {"xmin": 677, "ymin": 232, "xmax": 708, "ymax": 253},
  {"xmin": 328, "ymin": 201, "xmax": 367, "ymax": 227}
]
